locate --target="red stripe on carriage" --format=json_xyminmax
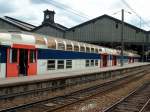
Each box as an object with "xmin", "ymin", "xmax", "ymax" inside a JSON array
[{"xmin": 13, "ymin": 44, "xmax": 35, "ymax": 49}]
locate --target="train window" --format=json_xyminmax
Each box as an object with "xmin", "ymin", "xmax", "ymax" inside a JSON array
[
  {"xmin": 86, "ymin": 60, "xmax": 90, "ymax": 67},
  {"xmin": 47, "ymin": 39, "xmax": 56, "ymax": 49},
  {"xmin": 91, "ymin": 60, "xmax": 94, "ymax": 66},
  {"xmin": 10, "ymin": 48, "xmax": 17, "ymax": 63},
  {"xmin": 74, "ymin": 45, "xmax": 79, "ymax": 51},
  {"xmin": 66, "ymin": 44, "xmax": 72, "ymax": 51},
  {"xmin": 80, "ymin": 46, "xmax": 85, "ymax": 52},
  {"xmin": 86, "ymin": 47, "xmax": 90, "ymax": 53},
  {"xmin": 99, "ymin": 48, "xmax": 102, "ymax": 52},
  {"xmin": 95, "ymin": 60, "xmax": 98, "ymax": 66},
  {"xmin": 30, "ymin": 50, "xmax": 36, "ymax": 63},
  {"xmin": 66, "ymin": 60, "xmax": 72, "ymax": 68},
  {"xmin": 95, "ymin": 48, "xmax": 98, "ymax": 53},
  {"xmin": 35, "ymin": 36, "xmax": 46, "ymax": 45},
  {"xmin": 91, "ymin": 48, "xmax": 95, "ymax": 53},
  {"xmin": 47, "ymin": 60, "xmax": 55, "ymax": 70},
  {"xmin": 58, "ymin": 43, "xmax": 65, "ymax": 50},
  {"xmin": 57, "ymin": 60, "xmax": 64, "ymax": 69},
  {"xmin": 0, "ymin": 52, "xmax": 1, "ymax": 63}
]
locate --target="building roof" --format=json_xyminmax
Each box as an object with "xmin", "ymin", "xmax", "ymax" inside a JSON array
[
  {"xmin": 67, "ymin": 14, "xmax": 146, "ymax": 33},
  {"xmin": 32, "ymin": 22, "xmax": 68, "ymax": 32},
  {"xmin": 0, "ymin": 16, "xmax": 36, "ymax": 31},
  {"xmin": 0, "ymin": 14, "xmax": 148, "ymax": 34}
]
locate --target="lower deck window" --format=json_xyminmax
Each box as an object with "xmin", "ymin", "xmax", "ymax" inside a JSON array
[
  {"xmin": 95, "ymin": 60, "xmax": 98, "ymax": 66},
  {"xmin": 0, "ymin": 52, "xmax": 1, "ymax": 63},
  {"xmin": 30, "ymin": 50, "xmax": 36, "ymax": 63},
  {"xmin": 66, "ymin": 60, "xmax": 72, "ymax": 68},
  {"xmin": 47, "ymin": 60, "xmax": 55, "ymax": 70},
  {"xmin": 57, "ymin": 60, "xmax": 64, "ymax": 69},
  {"xmin": 91, "ymin": 60, "xmax": 94, "ymax": 66},
  {"xmin": 86, "ymin": 60, "xmax": 90, "ymax": 67},
  {"xmin": 10, "ymin": 48, "xmax": 17, "ymax": 63}
]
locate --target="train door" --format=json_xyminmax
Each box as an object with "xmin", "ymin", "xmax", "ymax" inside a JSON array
[
  {"xmin": 129, "ymin": 57, "xmax": 132, "ymax": 63},
  {"xmin": 112, "ymin": 55, "xmax": 117, "ymax": 66},
  {"xmin": 102, "ymin": 54, "xmax": 108, "ymax": 67},
  {"xmin": 27, "ymin": 49, "xmax": 37, "ymax": 76},
  {"xmin": 6, "ymin": 44, "xmax": 37, "ymax": 77},
  {"xmin": 19, "ymin": 49, "xmax": 28, "ymax": 76},
  {"xmin": 19, "ymin": 49, "xmax": 37, "ymax": 76},
  {"xmin": 6, "ymin": 48, "xmax": 19, "ymax": 77},
  {"xmin": 132, "ymin": 57, "xmax": 134, "ymax": 63},
  {"xmin": 100, "ymin": 54, "xmax": 102, "ymax": 68}
]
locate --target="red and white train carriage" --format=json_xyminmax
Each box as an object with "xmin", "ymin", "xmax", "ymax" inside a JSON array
[{"xmin": 0, "ymin": 32, "xmax": 140, "ymax": 78}]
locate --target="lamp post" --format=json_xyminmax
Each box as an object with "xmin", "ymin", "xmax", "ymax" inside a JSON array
[
  {"xmin": 137, "ymin": 16, "xmax": 144, "ymax": 62},
  {"xmin": 113, "ymin": 9, "xmax": 131, "ymax": 66},
  {"xmin": 140, "ymin": 17, "xmax": 145, "ymax": 62},
  {"xmin": 120, "ymin": 9, "xmax": 124, "ymax": 66}
]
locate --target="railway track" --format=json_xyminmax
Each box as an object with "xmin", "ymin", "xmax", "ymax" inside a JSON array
[
  {"xmin": 0, "ymin": 69, "xmax": 148, "ymax": 112},
  {"xmin": 103, "ymin": 82, "xmax": 150, "ymax": 112}
]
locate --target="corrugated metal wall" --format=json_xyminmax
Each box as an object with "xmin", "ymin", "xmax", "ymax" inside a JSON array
[
  {"xmin": 65, "ymin": 17, "xmax": 147, "ymax": 43},
  {"xmin": 34, "ymin": 26, "xmax": 64, "ymax": 38}
]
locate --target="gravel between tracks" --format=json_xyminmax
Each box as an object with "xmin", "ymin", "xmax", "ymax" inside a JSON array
[{"xmin": 54, "ymin": 73, "xmax": 150, "ymax": 112}]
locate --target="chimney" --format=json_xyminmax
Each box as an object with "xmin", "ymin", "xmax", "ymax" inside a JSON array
[{"xmin": 42, "ymin": 9, "xmax": 55, "ymax": 25}]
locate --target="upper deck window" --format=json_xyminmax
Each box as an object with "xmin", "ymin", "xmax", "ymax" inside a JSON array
[
  {"xmin": 35, "ymin": 36, "xmax": 46, "ymax": 45},
  {"xmin": 95, "ymin": 48, "xmax": 98, "ymax": 53},
  {"xmin": 66, "ymin": 44, "xmax": 73, "ymax": 51},
  {"xmin": 47, "ymin": 39, "xmax": 56, "ymax": 49},
  {"xmin": 74, "ymin": 45, "xmax": 79, "ymax": 51},
  {"xmin": 58, "ymin": 42, "xmax": 65, "ymax": 50},
  {"xmin": 86, "ymin": 47, "xmax": 90, "ymax": 53},
  {"xmin": 80, "ymin": 46, "xmax": 85, "ymax": 52},
  {"xmin": 91, "ymin": 48, "xmax": 95, "ymax": 53},
  {"xmin": 99, "ymin": 48, "xmax": 102, "ymax": 52}
]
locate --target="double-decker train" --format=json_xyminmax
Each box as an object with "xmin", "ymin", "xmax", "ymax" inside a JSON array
[{"xmin": 0, "ymin": 32, "xmax": 140, "ymax": 78}]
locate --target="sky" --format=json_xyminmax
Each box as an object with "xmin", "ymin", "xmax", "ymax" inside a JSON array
[{"xmin": 0, "ymin": 0, "xmax": 150, "ymax": 30}]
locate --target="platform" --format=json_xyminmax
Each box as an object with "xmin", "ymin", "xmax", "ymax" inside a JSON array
[
  {"xmin": 0, "ymin": 62, "xmax": 149, "ymax": 86},
  {"xmin": 0, "ymin": 62, "xmax": 149, "ymax": 109}
]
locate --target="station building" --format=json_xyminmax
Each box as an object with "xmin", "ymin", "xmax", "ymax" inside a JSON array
[{"xmin": 0, "ymin": 9, "xmax": 149, "ymax": 61}]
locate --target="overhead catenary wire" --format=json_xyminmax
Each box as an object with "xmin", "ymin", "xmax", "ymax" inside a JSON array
[
  {"xmin": 45, "ymin": 0, "xmax": 90, "ymax": 20},
  {"xmin": 121, "ymin": 0, "xmax": 150, "ymax": 28}
]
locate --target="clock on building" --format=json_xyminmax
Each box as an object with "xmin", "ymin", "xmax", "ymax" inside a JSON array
[{"xmin": 46, "ymin": 15, "xmax": 50, "ymax": 19}]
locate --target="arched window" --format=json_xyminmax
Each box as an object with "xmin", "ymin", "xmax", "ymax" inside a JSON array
[
  {"xmin": 57, "ymin": 42, "xmax": 65, "ymax": 50},
  {"xmin": 47, "ymin": 38, "xmax": 56, "ymax": 49},
  {"xmin": 80, "ymin": 46, "xmax": 85, "ymax": 52},
  {"xmin": 74, "ymin": 45, "xmax": 79, "ymax": 51}
]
